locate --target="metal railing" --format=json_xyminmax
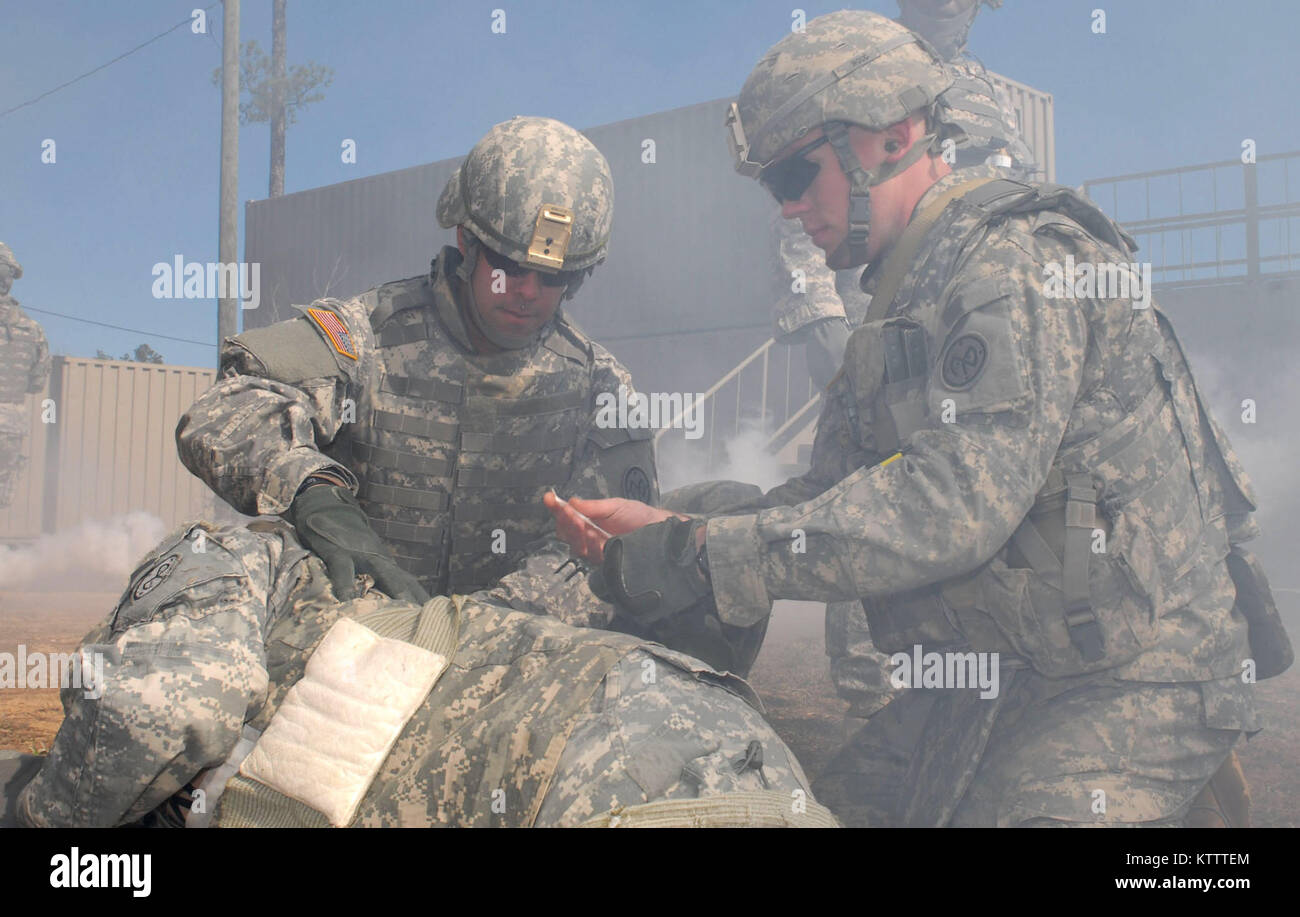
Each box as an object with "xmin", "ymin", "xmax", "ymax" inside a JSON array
[
  {"xmin": 653, "ymin": 336, "xmax": 821, "ymax": 477},
  {"xmin": 1083, "ymin": 151, "xmax": 1300, "ymax": 288}
]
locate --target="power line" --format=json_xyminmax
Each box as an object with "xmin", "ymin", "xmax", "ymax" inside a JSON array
[
  {"xmin": 23, "ymin": 306, "xmax": 215, "ymax": 348},
  {"xmin": 0, "ymin": 2, "xmax": 223, "ymax": 119}
]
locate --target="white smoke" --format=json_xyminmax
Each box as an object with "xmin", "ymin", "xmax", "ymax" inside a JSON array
[
  {"xmin": 658, "ymin": 422, "xmax": 795, "ymax": 494},
  {"xmin": 0, "ymin": 513, "xmax": 168, "ymax": 591},
  {"xmin": 1184, "ymin": 344, "xmax": 1300, "ymax": 591}
]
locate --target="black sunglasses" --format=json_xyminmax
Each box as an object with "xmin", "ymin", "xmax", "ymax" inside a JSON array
[
  {"xmin": 759, "ymin": 135, "xmax": 830, "ymax": 203},
  {"xmin": 480, "ymin": 244, "xmax": 576, "ymax": 288}
]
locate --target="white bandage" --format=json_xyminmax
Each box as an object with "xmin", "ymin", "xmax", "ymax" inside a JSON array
[{"xmin": 238, "ymin": 617, "xmax": 447, "ymax": 827}]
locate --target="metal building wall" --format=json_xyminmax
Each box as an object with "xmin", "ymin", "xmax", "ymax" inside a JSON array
[
  {"xmin": 988, "ymin": 71, "xmax": 1055, "ymax": 183},
  {"xmin": 0, "ymin": 357, "xmax": 215, "ymax": 543},
  {"xmin": 243, "ymin": 99, "xmax": 800, "ymax": 397},
  {"xmin": 244, "ymin": 89, "xmax": 1055, "ymax": 398}
]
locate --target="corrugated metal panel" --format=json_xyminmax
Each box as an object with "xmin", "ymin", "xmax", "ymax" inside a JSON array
[
  {"xmin": 0, "ymin": 357, "xmax": 216, "ymax": 542},
  {"xmin": 988, "ymin": 70, "xmax": 1055, "ymax": 183}
]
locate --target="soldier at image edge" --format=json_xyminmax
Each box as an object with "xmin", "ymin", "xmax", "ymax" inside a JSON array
[
  {"xmin": 0, "ymin": 241, "xmax": 52, "ymax": 508},
  {"xmin": 175, "ymin": 117, "xmax": 660, "ymax": 637},
  {"xmin": 548, "ymin": 9, "xmax": 1291, "ymax": 827}
]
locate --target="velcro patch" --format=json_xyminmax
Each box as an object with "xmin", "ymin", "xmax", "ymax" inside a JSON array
[
  {"xmin": 940, "ymin": 333, "xmax": 988, "ymax": 390},
  {"xmin": 622, "ymin": 466, "xmax": 653, "ymax": 502},
  {"xmin": 307, "ymin": 307, "xmax": 358, "ymax": 361},
  {"xmin": 131, "ymin": 553, "xmax": 182, "ymax": 600}
]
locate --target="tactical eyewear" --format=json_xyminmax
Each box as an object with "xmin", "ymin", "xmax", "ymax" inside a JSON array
[
  {"xmin": 759, "ymin": 135, "xmax": 830, "ymax": 203},
  {"xmin": 480, "ymin": 244, "xmax": 575, "ymax": 287}
]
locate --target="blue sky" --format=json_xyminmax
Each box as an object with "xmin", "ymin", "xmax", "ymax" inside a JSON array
[{"xmin": 3, "ymin": 0, "xmax": 1297, "ymax": 367}]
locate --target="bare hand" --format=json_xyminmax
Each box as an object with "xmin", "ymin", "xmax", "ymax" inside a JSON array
[{"xmin": 544, "ymin": 492, "xmax": 681, "ymax": 564}]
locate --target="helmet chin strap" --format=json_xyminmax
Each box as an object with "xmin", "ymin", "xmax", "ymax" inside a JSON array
[
  {"xmin": 822, "ymin": 120, "xmax": 935, "ymax": 269},
  {"xmin": 455, "ymin": 232, "xmax": 556, "ymax": 351}
]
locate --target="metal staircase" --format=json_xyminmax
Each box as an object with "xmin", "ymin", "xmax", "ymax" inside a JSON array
[{"xmin": 653, "ymin": 337, "xmax": 822, "ymax": 487}]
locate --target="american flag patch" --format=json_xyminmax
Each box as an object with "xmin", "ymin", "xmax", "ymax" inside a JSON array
[{"xmin": 307, "ymin": 307, "xmax": 358, "ymax": 360}]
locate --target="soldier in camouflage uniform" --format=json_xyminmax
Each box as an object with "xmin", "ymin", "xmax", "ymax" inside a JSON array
[
  {"xmin": 0, "ymin": 242, "xmax": 52, "ymax": 508},
  {"xmin": 5, "ymin": 520, "xmax": 832, "ymax": 828},
  {"xmin": 551, "ymin": 10, "xmax": 1286, "ymax": 826},
  {"xmin": 773, "ymin": 1, "xmax": 1036, "ymax": 728},
  {"xmin": 176, "ymin": 117, "xmax": 657, "ymax": 629}
]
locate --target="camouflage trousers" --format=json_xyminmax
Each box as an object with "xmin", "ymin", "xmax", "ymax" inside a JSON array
[
  {"xmin": 825, "ymin": 599, "xmax": 899, "ymax": 721},
  {"xmin": 813, "ymin": 662, "xmax": 1254, "ymax": 827},
  {"xmin": 14, "ymin": 521, "xmax": 819, "ymax": 827},
  {"xmin": 0, "ymin": 432, "xmax": 25, "ymax": 507}
]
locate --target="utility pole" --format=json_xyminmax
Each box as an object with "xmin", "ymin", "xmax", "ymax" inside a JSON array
[
  {"xmin": 270, "ymin": 0, "xmax": 286, "ymax": 198},
  {"xmin": 217, "ymin": 0, "xmax": 240, "ymax": 362}
]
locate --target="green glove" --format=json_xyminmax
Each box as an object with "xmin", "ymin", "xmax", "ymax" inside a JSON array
[
  {"xmin": 286, "ymin": 484, "xmax": 430, "ymax": 604},
  {"xmin": 588, "ymin": 516, "xmax": 712, "ymax": 625}
]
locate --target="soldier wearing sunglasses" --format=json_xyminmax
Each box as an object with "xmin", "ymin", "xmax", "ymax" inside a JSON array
[
  {"xmin": 178, "ymin": 117, "xmax": 658, "ymax": 629},
  {"xmin": 766, "ymin": 0, "xmax": 1037, "ymax": 763},
  {"xmin": 551, "ymin": 10, "xmax": 1278, "ymax": 827}
]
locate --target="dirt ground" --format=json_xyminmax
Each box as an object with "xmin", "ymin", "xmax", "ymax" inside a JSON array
[{"xmin": 2, "ymin": 589, "xmax": 1296, "ymax": 826}]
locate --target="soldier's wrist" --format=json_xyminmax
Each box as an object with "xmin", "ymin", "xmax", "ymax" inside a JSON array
[{"xmin": 294, "ymin": 472, "xmax": 348, "ymax": 498}]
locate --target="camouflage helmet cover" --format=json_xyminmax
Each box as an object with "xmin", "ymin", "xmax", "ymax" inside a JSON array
[
  {"xmin": 436, "ymin": 116, "xmax": 614, "ymax": 273},
  {"xmin": 0, "ymin": 242, "xmax": 21, "ymax": 279},
  {"xmin": 729, "ymin": 10, "xmax": 953, "ymax": 174}
]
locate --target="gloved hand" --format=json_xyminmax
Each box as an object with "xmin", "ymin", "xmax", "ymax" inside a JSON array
[
  {"xmin": 588, "ymin": 516, "xmax": 712, "ymax": 625},
  {"xmin": 286, "ymin": 484, "xmax": 430, "ymax": 604}
]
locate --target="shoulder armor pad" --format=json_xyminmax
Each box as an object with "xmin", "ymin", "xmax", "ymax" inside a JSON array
[
  {"xmin": 545, "ymin": 313, "xmax": 595, "ymax": 365},
  {"xmin": 226, "ymin": 300, "xmax": 363, "ymax": 383},
  {"xmin": 586, "ymin": 423, "xmax": 654, "ymax": 448},
  {"xmin": 1002, "ymin": 182, "xmax": 1138, "ymax": 255},
  {"xmin": 367, "ymin": 275, "xmax": 432, "ymax": 333}
]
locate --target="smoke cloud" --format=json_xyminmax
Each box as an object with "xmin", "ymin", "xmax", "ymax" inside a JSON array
[
  {"xmin": 657, "ymin": 422, "xmax": 793, "ymax": 494},
  {"xmin": 0, "ymin": 513, "xmax": 167, "ymax": 591}
]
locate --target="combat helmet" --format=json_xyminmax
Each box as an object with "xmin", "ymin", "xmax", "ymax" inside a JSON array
[
  {"xmin": 0, "ymin": 242, "xmax": 21, "ymax": 279},
  {"xmin": 726, "ymin": 10, "xmax": 955, "ymax": 267},
  {"xmin": 0, "ymin": 242, "xmax": 21, "ymax": 298},
  {"xmin": 437, "ymin": 116, "xmax": 613, "ymax": 298}
]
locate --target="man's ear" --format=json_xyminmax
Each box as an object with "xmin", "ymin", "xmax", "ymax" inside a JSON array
[
  {"xmin": 883, "ymin": 120, "xmax": 916, "ymax": 160},
  {"xmin": 455, "ymin": 225, "xmax": 467, "ymax": 255}
]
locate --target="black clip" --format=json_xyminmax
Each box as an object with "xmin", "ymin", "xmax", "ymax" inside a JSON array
[
  {"xmin": 732, "ymin": 739, "xmax": 770, "ymax": 789},
  {"xmin": 554, "ymin": 558, "xmax": 587, "ymax": 583}
]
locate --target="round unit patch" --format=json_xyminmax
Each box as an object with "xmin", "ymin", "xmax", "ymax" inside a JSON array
[
  {"xmin": 940, "ymin": 333, "xmax": 989, "ymax": 390},
  {"xmin": 132, "ymin": 553, "xmax": 182, "ymax": 600},
  {"xmin": 622, "ymin": 466, "xmax": 653, "ymax": 502}
]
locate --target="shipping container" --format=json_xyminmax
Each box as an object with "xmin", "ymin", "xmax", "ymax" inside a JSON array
[{"xmin": 0, "ymin": 357, "xmax": 215, "ymax": 543}]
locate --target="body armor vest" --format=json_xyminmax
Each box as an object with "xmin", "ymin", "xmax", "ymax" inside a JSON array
[
  {"xmin": 839, "ymin": 180, "xmax": 1266, "ymax": 679},
  {"xmin": 326, "ymin": 268, "xmax": 597, "ymax": 596},
  {"xmin": 0, "ymin": 300, "xmax": 42, "ymax": 403}
]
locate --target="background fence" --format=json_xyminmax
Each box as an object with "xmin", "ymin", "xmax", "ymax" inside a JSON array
[{"xmin": 0, "ymin": 356, "xmax": 215, "ymax": 544}]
